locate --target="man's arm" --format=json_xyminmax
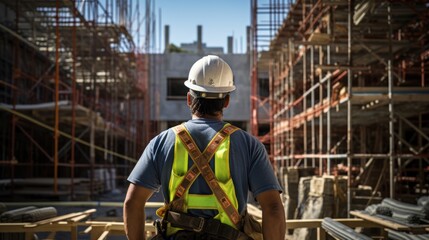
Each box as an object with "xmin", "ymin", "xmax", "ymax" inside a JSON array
[
  {"xmin": 256, "ymin": 189, "xmax": 286, "ymax": 240},
  {"xmin": 123, "ymin": 183, "xmax": 154, "ymax": 240}
]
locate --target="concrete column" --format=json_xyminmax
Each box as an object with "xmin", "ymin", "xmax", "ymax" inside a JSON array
[
  {"xmin": 246, "ymin": 26, "xmax": 251, "ymax": 53},
  {"xmin": 164, "ymin": 25, "xmax": 169, "ymax": 53},
  {"xmin": 197, "ymin": 25, "xmax": 203, "ymax": 54},
  {"xmin": 227, "ymin": 36, "xmax": 233, "ymax": 53}
]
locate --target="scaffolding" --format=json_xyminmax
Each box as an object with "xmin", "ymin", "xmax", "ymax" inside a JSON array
[
  {"xmin": 251, "ymin": 0, "xmax": 429, "ymax": 213},
  {"xmin": 0, "ymin": 0, "xmax": 152, "ymax": 200}
]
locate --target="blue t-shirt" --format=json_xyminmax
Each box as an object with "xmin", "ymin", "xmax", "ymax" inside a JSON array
[{"xmin": 127, "ymin": 119, "xmax": 282, "ymax": 215}]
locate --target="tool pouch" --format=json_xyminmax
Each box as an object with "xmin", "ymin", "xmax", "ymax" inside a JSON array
[
  {"xmin": 242, "ymin": 211, "xmax": 263, "ymax": 240},
  {"xmin": 149, "ymin": 233, "xmax": 166, "ymax": 240}
]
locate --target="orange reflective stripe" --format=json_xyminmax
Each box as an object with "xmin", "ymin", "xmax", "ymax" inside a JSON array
[{"xmin": 173, "ymin": 124, "xmax": 242, "ymax": 227}]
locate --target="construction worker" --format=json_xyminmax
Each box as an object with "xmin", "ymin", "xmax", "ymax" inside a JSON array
[{"xmin": 124, "ymin": 55, "xmax": 285, "ymax": 240}]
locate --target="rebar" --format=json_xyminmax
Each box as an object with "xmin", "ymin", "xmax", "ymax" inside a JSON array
[
  {"xmin": 417, "ymin": 196, "xmax": 429, "ymax": 209},
  {"xmin": 382, "ymin": 198, "xmax": 428, "ymax": 220},
  {"xmin": 322, "ymin": 217, "xmax": 372, "ymax": 240},
  {"xmin": 364, "ymin": 204, "xmax": 392, "ymax": 217},
  {"xmin": 387, "ymin": 229, "xmax": 429, "ymax": 240},
  {"xmin": 0, "ymin": 206, "xmax": 36, "ymax": 222},
  {"xmin": 21, "ymin": 207, "xmax": 57, "ymax": 222}
]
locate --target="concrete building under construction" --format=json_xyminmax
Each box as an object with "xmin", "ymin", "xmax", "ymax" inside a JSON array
[{"xmin": 1, "ymin": 0, "xmax": 429, "ymax": 239}]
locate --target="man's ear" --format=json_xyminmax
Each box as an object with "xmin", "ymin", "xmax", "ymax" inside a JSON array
[
  {"xmin": 187, "ymin": 92, "xmax": 192, "ymax": 106},
  {"xmin": 224, "ymin": 95, "xmax": 230, "ymax": 108}
]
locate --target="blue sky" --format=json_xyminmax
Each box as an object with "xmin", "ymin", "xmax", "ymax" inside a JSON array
[{"xmin": 153, "ymin": 0, "xmax": 250, "ymax": 53}]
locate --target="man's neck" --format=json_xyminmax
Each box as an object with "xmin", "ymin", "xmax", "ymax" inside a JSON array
[{"xmin": 192, "ymin": 114, "xmax": 222, "ymax": 121}]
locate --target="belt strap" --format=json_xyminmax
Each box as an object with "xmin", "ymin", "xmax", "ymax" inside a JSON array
[
  {"xmin": 172, "ymin": 124, "xmax": 241, "ymax": 227},
  {"xmin": 167, "ymin": 211, "xmax": 250, "ymax": 240}
]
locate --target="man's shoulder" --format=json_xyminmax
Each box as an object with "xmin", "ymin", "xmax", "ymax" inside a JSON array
[
  {"xmin": 228, "ymin": 126, "xmax": 259, "ymax": 141},
  {"xmin": 149, "ymin": 127, "xmax": 176, "ymax": 146}
]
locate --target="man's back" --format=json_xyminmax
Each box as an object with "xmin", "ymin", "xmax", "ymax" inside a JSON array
[{"xmin": 127, "ymin": 119, "xmax": 281, "ymax": 217}]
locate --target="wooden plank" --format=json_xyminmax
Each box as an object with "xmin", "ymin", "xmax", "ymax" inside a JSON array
[
  {"xmin": 285, "ymin": 218, "xmax": 381, "ymax": 230},
  {"xmin": 286, "ymin": 219, "xmax": 322, "ymax": 229},
  {"xmin": 97, "ymin": 224, "xmax": 111, "ymax": 240},
  {"xmin": 317, "ymin": 227, "xmax": 326, "ymax": 240},
  {"xmin": 69, "ymin": 214, "xmax": 91, "ymax": 223},
  {"xmin": 350, "ymin": 211, "xmax": 426, "ymax": 231},
  {"xmin": 335, "ymin": 218, "xmax": 382, "ymax": 228},
  {"xmin": 85, "ymin": 221, "xmax": 156, "ymax": 232},
  {"xmin": 90, "ymin": 225, "xmax": 105, "ymax": 240},
  {"xmin": 97, "ymin": 229, "xmax": 110, "ymax": 240},
  {"xmin": 25, "ymin": 209, "xmax": 96, "ymax": 228},
  {"xmin": 82, "ymin": 226, "xmax": 93, "ymax": 234},
  {"xmin": 247, "ymin": 204, "xmax": 262, "ymax": 219},
  {"xmin": 71, "ymin": 225, "xmax": 78, "ymax": 240},
  {"xmin": 0, "ymin": 223, "xmax": 71, "ymax": 232},
  {"xmin": 86, "ymin": 222, "xmax": 156, "ymax": 239}
]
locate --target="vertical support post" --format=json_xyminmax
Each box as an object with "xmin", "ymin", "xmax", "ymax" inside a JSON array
[
  {"xmin": 319, "ymin": 45, "xmax": 324, "ymax": 175},
  {"xmin": 289, "ymin": 39, "xmax": 294, "ymax": 166},
  {"xmin": 326, "ymin": 8, "xmax": 332, "ymax": 175},
  {"xmin": 309, "ymin": 1, "xmax": 316, "ymax": 168},
  {"xmin": 421, "ymin": 42, "xmax": 425, "ymax": 87},
  {"xmin": 269, "ymin": 61, "xmax": 275, "ymax": 166},
  {"xmin": 197, "ymin": 25, "xmax": 203, "ymax": 54},
  {"xmin": 103, "ymin": 0, "xmax": 110, "ymax": 168},
  {"xmin": 9, "ymin": 0, "xmax": 20, "ymax": 195},
  {"xmin": 70, "ymin": 0, "xmax": 77, "ymax": 198},
  {"xmin": 89, "ymin": 4, "xmax": 96, "ymax": 197},
  {"xmin": 250, "ymin": 0, "xmax": 259, "ymax": 137},
  {"xmin": 302, "ymin": 2, "xmax": 308, "ymax": 168},
  {"xmin": 311, "ymin": 45, "xmax": 316, "ymax": 167},
  {"xmin": 283, "ymin": 51, "xmax": 289, "ymax": 167},
  {"xmin": 144, "ymin": 0, "xmax": 152, "ymax": 145},
  {"xmin": 303, "ymin": 52, "xmax": 308, "ymax": 167},
  {"xmin": 71, "ymin": 225, "xmax": 78, "ymax": 240},
  {"xmin": 347, "ymin": 0, "xmax": 353, "ymax": 216},
  {"xmin": 360, "ymin": 126, "xmax": 366, "ymax": 170},
  {"xmin": 418, "ymin": 114, "xmax": 423, "ymax": 195},
  {"xmin": 54, "ymin": 0, "xmax": 61, "ymax": 193},
  {"xmin": 398, "ymin": 118, "xmax": 402, "ymax": 185},
  {"xmin": 387, "ymin": 2, "xmax": 395, "ymax": 199}
]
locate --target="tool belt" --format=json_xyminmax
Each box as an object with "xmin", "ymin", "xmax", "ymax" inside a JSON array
[{"xmin": 162, "ymin": 210, "xmax": 251, "ymax": 240}]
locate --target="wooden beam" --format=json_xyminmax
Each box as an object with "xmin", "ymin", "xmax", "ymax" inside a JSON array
[
  {"xmin": 350, "ymin": 211, "xmax": 429, "ymax": 232},
  {"xmin": 24, "ymin": 209, "xmax": 96, "ymax": 228}
]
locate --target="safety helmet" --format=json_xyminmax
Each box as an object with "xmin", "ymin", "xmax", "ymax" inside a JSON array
[{"xmin": 184, "ymin": 55, "xmax": 235, "ymax": 98}]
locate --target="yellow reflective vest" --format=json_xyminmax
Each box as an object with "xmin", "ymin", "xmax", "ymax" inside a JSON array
[{"xmin": 166, "ymin": 125, "xmax": 239, "ymax": 236}]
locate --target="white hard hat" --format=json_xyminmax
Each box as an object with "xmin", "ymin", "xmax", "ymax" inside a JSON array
[{"xmin": 184, "ymin": 55, "xmax": 235, "ymax": 97}]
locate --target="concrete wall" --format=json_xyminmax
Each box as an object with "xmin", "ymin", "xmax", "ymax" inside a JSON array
[{"xmin": 149, "ymin": 53, "xmax": 250, "ymax": 123}]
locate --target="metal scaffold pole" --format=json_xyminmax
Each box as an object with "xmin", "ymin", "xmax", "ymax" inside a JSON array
[
  {"xmin": 387, "ymin": 2, "xmax": 395, "ymax": 199},
  {"xmin": 311, "ymin": 45, "xmax": 316, "ymax": 168},
  {"xmin": 289, "ymin": 39, "xmax": 294, "ymax": 167},
  {"xmin": 319, "ymin": 39, "xmax": 324, "ymax": 176},
  {"xmin": 54, "ymin": 0, "xmax": 61, "ymax": 194},
  {"xmin": 326, "ymin": 7, "xmax": 332, "ymax": 175},
  {"xmin": 302, "ymin": 0, "xmax": 308, "ymax": 167},
  {"xmin": 71, "ymin": 0, "xmax": 78, "ymax": 198},
  {"xmin": 346, "ymin": 0, "xmax": 353, "ymax": 216}
]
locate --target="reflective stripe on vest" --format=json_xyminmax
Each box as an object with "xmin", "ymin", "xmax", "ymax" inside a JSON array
[{"xmin": 167, "ymin": 124, "xmax": 239, "ymax": 235}]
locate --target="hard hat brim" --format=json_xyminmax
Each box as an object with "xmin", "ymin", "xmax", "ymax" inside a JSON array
[{"xmin": 184, "ymin": 80, "xmax": 236, "ymax": 93}]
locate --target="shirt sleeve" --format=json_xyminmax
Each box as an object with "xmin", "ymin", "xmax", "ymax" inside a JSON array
[
  {"xmin": 248, "ymin": 138, "xmax": 283, "ymax": 198},
  {"xmin": 127, "ymin": 138, "xmax": 162, "ymax": 191}
]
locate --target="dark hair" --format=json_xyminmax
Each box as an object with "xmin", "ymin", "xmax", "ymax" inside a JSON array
[{"xmin": 190, "ymin": 95, "xmax": 227, "ymax": 117}]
